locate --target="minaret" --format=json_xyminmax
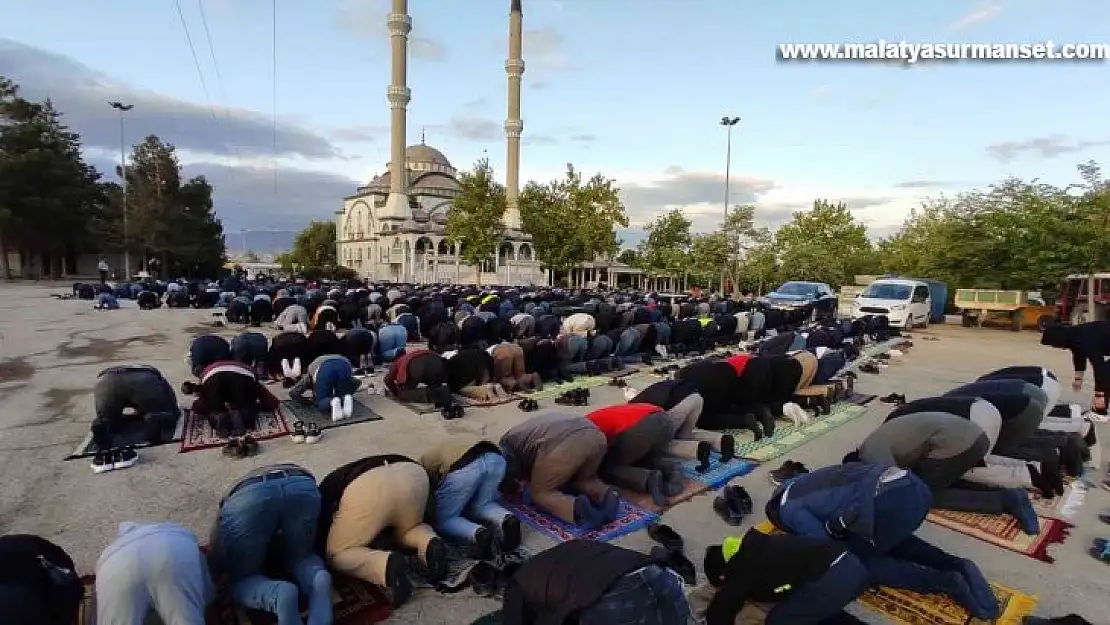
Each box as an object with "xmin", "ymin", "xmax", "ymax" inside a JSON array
[
  {"xmin": 381, "ymin": 0, "xmax": 411, "ymax": 220},
  {"xmin": 503, "ymin": 0, "xmax": 524, "ymax": 231}
]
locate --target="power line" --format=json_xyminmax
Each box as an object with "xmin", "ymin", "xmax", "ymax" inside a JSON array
[
  {"xmin": 194, "ymin": 0, "xmax": 235, "ymax": 141},
  {"xmin": 172, "ymin": 0, "xmax": 219, "ymax": 123}
]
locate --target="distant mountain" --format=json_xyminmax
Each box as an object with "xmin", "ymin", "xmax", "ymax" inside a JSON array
[{"xmin": 223, "ymin": 230, "xmax": 299, "ymax": 256}]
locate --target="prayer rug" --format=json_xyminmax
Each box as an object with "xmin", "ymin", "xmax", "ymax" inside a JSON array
[
  {"xmin": 178, "ymin": 408, "xmax": 290, "ymax": 453},
  {"xmin": 750, "ymin": 522, "xmax": 1038, "ymax": 625},
  {"xmin": 389, "ymin": 398, "xmax": 440, "ymax": 415},
  {"xmin": 682, "ymin": 452, "xmax": 757, "ymax": 489},
  {"xmin": 620, "ymin": 475, "xmax": 712, "ymax": 513},
  {"xmin": 64, "ymin": 412, "xmax": 184, "ymax": 460},
  {"xmin": 504, "ymin": 495, "xmax": 659, "ymax": 543},
  {"xmin": 926, "ymin": 509, "xmax": 1072, "ymax": 563},
  {"xmin": 520, "ymin": 375, "xmax": 610, "ymax": 400},
  {"xmin": 77, "ymin": 573, "xmax": 392, "ymax": 625},
  {"xmin": 1031, "ymin": 478, "xmax": 1087, "ymax": 520},
  {"xmin": 725, "ymin": 404, "xmax": 870, "ymax": 462},
  {"xmin": 279, "ymin": 399, "xmax": 383, "ymax": 432},
  {"xmin": 454, "ymin": 392, "xmax": 521, "ymax": 408}
]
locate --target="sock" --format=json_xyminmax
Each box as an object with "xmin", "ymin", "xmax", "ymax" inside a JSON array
[
  {"xmin": 1001, "ymin": 488, "xmax": 1040, "ymax": 535},
  {"xmin": 941, "ymin": 571, "xmax": 996, "ymax": 620},
  {"xmin": 955, "ymin": 558, "xmax": 999, "ymax": 618},
  {"xmin": 573, "ymin": 495, "xmax": 601, "ymax": 529},
  {"xmin": 291, "ymin": 358, "xmax": 302, "ymax": 378},
  {"xmin": 330, "ymin": 397, "xmax": 343, "ymax": 422},
  {"xmin": 599, "ymin": 489, "xmax": 621, "ymax": 524},
  {"xmin": 342, "ymin": 394, "xmax": 354, "ymax": 417},
  {"xmin": 281, "ymin": 358, "xmax": 294, "ymax": 378}
]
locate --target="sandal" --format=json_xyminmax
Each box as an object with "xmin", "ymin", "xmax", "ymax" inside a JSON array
[
  {"xmin": 222, "ymin": 438, "xmax": 243, "ymax": 458},
  {"xmin": 291, "ymin": 421, "xmax": 306, "ymax": 443},
  {"xmin": 241, "ymin": 435, "xmax": 259, "ymax": 456},
  {"xmin": 304, "ymin": 423, "xmax": 322, "ymax": 444},
  {"xmin": 518, "ymin": 398, "xmax": 539, "ymax": 412}
]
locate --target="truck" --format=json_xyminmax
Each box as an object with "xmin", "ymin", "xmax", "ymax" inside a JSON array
[{"xmin": 955, "ymin": 289, "xmax": 1056, "ymax": 332}]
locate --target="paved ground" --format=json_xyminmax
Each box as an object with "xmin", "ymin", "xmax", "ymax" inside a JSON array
[{"xmin": 0, "ymin": 282, "xmax": 1107, "ymax": 624}]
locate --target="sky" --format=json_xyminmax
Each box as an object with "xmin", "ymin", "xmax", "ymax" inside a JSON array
[{"xmin": 1, "ymin": 0, "xmax": 1109, "ymax": 249}]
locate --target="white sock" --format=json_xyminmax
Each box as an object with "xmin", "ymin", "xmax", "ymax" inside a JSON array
[
  {"xmin": 342, "ymin": 394, "xmax": 354, "ymax": 418},
  {"xmin": 281, "ymin": 358, "xmax": 294, "ymax": 378},
  {"xmin": 331, "ymin": 397, "xmax": 343, "ymax": 422},
  {"xmin": 291, "ymin": 358, "xmax": 302, "ymax": 378}
]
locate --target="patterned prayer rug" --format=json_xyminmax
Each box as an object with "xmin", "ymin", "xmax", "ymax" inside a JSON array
[
  {"xmin": 279, "ymin": 399, "xmax": 383, "ymax": 431},
  {"xmin": 926, "ymin": 509, "xmax": 1072, "ymax": 563},
  {"xmin": 681, "ymin": 452, "xmax": 757, "ymax": 489},
  {"xmin": 178, "ymin": 408, "xmax": 290, "ymax": 453},
  {"xmin": 77, "ymin": 573, "xmax": 392, "ymax": 624},
  {"xmin": 857, "ymin": 581, "xmax": 1037, "ymax": 625},
  {"xmin": 454, "ymin": 392, "xmax": 521, "ymax": 408},
  {"xmin": 504, "ymin": 496, "xmax": 659, "ymax": 543},
  {"xmin": 725, "ymin": 403, "xmax": 870, "ymax": 462},
  {"xmin": 1031, "ymin": 478, "xmax": 1088, "ymax": 520},
  {"xmin": 751, "ymin": 522, "xmax": 1038, "ymax": 625},
  {"xmin": 620, "ymin": 475, "xmax": 713, "ymax": 513},
  {"xmin": 65, "ymin": 413, "xmax": 184, "ymax": 460}
]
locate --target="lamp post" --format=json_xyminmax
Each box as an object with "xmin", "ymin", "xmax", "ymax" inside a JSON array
[
  {"xmin": 720, "ymin": 116, "xmax": 740, "ymax": 294},
  {"xmin": 109, "ymin": 101, "xmax": 134, "ymax": 279}
]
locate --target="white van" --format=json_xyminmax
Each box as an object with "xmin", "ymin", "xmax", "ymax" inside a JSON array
[{"xmin": 851, "ymin": 278, "xmax": 932, "ymax": 328}]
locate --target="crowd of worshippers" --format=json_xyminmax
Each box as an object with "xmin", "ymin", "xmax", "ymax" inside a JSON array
[{"xmin": 10, "ymin": 362, "xmax": 1098, "ymax": 624}]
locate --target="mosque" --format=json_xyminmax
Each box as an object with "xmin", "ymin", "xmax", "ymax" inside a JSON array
[{"xmin": 335, "ymin": 0, "xmax": 543, "ymax": 285}]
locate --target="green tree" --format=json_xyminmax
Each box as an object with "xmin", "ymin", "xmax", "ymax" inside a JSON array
[
  {"xmin": 689, "ymin": 231, "xmax": 731, "ymax": 287},
  {"xmin": 637, "ymin": 209, "xmax": 691, "ymax": 280},
  {"xmin": 616, "ymin": 248, "xmax": 640, "ymax": 266},
  {"xmin": 519, "ymin": 164, "xmax": 629, "ymax": 274},
  {"xmin": 242, "ymin": 250, "xmax": 261, "ymax": 262},
  {"xmin": 281, "ymin": 221, "xmax": 338, "ymax": 269},
  {"xmin": 444, "ymin": 158, "xmax": 506, "ymax": 285},
  {"xmin": 735, "ymin": 227, "xmax": 778, "ymax": 294},
  {"xmin": 775, "ymin": 200, "xmax": 875, "ymax": 287}
]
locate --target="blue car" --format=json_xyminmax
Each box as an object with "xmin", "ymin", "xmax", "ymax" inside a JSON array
[{"xmin": 762, "ymin": 281, "xmax": 838, "ymax": 320}]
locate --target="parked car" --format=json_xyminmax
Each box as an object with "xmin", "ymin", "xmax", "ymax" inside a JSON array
[
  {"xmin": 763, "ymin": 281, "xmax": 837, "ymax": 319},
  {"xmin": 852, "ymin": 278, "xmax": 932, "ymax": 329}
]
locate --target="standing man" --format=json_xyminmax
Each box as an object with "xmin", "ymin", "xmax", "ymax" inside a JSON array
[
  {"xmin": 98, "ymin": 257, "xmax": 110, "ymax": 283},
  {"xmin": 1042, "ymin": 321, "xmax": 1110, "ymax": 412}
]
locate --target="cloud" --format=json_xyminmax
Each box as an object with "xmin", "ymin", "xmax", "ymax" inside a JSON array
[
  {"xmin": 330, "ymin": 125, "xmax": 388, "ymax": 143},
  {"xmin": 569, "ymin": 134, "xmax": 596, "ymax": 143},
  {"xmin": 524, "ymin": 27, "xmax": 569, "ymax": 71},
  {"xmin": 529, "ymin": 80, "xmax": 551, "ymax": 91},
  {"xmin": 448, "ymin": 115, "xmax": 502, "ymax": 142},
  {"xmin": 947, "ymin": 3, "xmax": 1002, "ymax": 31},
  {"xmin": 0, "ymin": 38, "xmax": 342, "ymax": 160},
  {"xmin": 335, "ymin": 0, "xmax": 446, "ymax": 61},
  {"xmin": 893, "ymin": 180, "xmax": 955, "ymax": 189},
  {"xmin": 985, "ymin": 135, "xmax": 1110, "ymax": 162}
]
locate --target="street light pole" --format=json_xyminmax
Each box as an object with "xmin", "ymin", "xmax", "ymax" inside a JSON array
[
  {"xmin": 720, "ymin": 116, "xmax": 740, "ymax": 294},
  {"xmin": 110, "ymin": 101, "xmax": 134, "ymax": 279}
]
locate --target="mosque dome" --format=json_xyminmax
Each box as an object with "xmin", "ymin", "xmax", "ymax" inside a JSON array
[{"xmin": 404, "ymin": 144, "xmax": 452, "ymax": 168}]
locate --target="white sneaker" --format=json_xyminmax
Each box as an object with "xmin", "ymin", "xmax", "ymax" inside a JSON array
[
  {"xmin": 655, "ymin": 345, "xmax": 668, "ymax": 358},
  {"xmin": 889, "ymin": 349, "xmax": 903, "ymax": 358},
  {"xmin": 281, "ymin": 358, "xmax": 294, "ymax": 378},
  {"xmin": 304, "ymin": 426, "xmax": 322, "ymax": 444},
  {"xmin": 294, "ymin": 322, "xmax": 308, "ymax": 334},
  {"xmin": 326, "ymin": 322, "xmax": 337, "ymax": 332},
  {"xmin": 291, "ymin": 358, "xmax": 303, "ymax": 378},
  {"xmin": 331, "ymin": 397, "xmax": 343, "ymax": 422},
  {"xmin": 622, "ymin": 387, "xmax": 638, "ymax": 401},
  {"xmin": 342, "ymin": 394, "xmax": 354, "ymax": 419},
  {"xmin": 783, "ymin": 402, "xmax": 808, "ymax": 427}
]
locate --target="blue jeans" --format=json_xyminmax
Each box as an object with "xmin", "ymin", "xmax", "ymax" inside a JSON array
[
  {"xmin": 588, "ymin": 335, "xmax": 614, "ymax": 360},
  {"xmin": 615, "ymin": 328, "xmax": 642, "ymax": 363},
  {"xmin": 564, "ymin": 334, "xmax": 589, "ymax": 374},
  {"xmin": 765, "ymin": 552, "xmax": 868, "ymax": 625},
  {"xmin": 96, "ymin": 293, "xmax": 120, "ymax": 309},
  {"xmin": 232, "ymin": 332, "xmax": 270, "ymax": 375},
  {"xmin": 578, "ymin": 565, "xmax": 690, "ymax": 625},
  {"xmin": 653, "ymin": 322, "xmax": 671, "ymax": 346},
  {"xmin": 376, "ymin": 324, "xmax": 408, "ymax": 363},
  {"xmin": 216, "ymin": 475, "xmax": 333, "ymax": 625},
  {"xmin": 435, "ymin": 453, "xmax": 513, "ymax": 543},
  {"xmin": 314, "ymin": 358, "xmax": 357, "ymax": 411}
]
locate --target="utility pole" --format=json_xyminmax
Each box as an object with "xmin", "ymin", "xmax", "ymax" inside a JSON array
[
  {"xmin": 110, "ymin": 101, "xmax": 134, "ymax": 279},
  {"xmin": 720, "ymin": 116, "xmax": 740, "ymax": 294}
]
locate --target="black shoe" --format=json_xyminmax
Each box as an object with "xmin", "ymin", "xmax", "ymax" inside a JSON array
[
  {"xmin": 719, "ymin": 434, "xmax": 736, "ymax": 462},
  {"xmin": 880, "ymin": 393, "xmax": 906, "ymax": 405},
  {"xmin": 91, "ymin": 450, "xmax": 114, "ymax": 474},
  {"xmin": 712, "ymin": 488, "xmax": 746, "ymax": 526},
  {"xmin": 695, "ymin": 441, "xmax": 712, "ymax": 473},
  {"xmin": 468, "ymin": 561, "xmax": 499, "ymax": 597},
  {"xmin": 727, "ymin": 485, "xmax": 754, "ymax": 516},
  {"xmin": 518, "ymin": 398, "xmax": 538, "ymax": 412},
  {"xmin": 650, "ymin": 545, "xmax": 697, "ymax": 585},
  {"xmin": 608, "ymin": 377, "xmax": 628, "ymax": 387},
  {"xmin": 424, "ymin": 537, "xmax": 449, "ymax": 582},
  {"xmin": 742, "ymin": 412, "xmax": 764, "ymax": 441},
  {"xmin": 554, "ymin": 392, "xmax": 575, "ymax": 406},
  {"xmin": 384, "ymin": 552, "xmax": 413, "ymax": 607},
  {"xmin": 473, "ymin": 526, "xmax": 494, "ymax": 559},
  {"xmin": 647, "ymin": 522, "xmax": 684, "ymax": 551},
  {"xmin": 1084, "ymin": 425, "xmax": 1098, "ymax": 450},
  {"xmin": 646, "ymin": 470, "xmax": 666, "ymax": 506},
  {"xmin": 769, "ymin": 460, "xmax": 809, "ymax": 485},
  {"xmin": 1040, "ymin": 454, "xmax": 1066, "ymax": 496},
  {"xmin": 859, "ymin": 362, "xmax": 881, "ymax": 374},
  {"xmin": 112, "ymin": 446, "xmax": 139, "ymax": 470},
  {"xmin": 500, "ymin": 515, "xmax": 522, "ymax": 552},
  {"xmin": 843, "ymin": 372, "xmax": 857, "ymax": 395},
  {"xmin": 755, "ymin": 404, "xmax": 776, "ymax": 437},
  {"xmin": 1061, "ymin": 435, "xmax": 1087, "ymax": 476}
]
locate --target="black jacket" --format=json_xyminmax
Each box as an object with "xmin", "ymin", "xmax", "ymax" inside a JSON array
[
  {"xmin": 631, "ymin": 379, "xmax": 697, "ymax": 410},
  {"xmin": 315, "ymin": 455, "xmax": 417, "ymax": 550},
  {"xmin": 706, "ymin": 530, "xmax": 845, "ymax": 625},
  {"xmin": 502, "ymin": 540, "xmax": 656, "ymax": 625}
]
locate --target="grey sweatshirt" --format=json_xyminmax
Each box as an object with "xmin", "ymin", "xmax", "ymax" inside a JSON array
[
  {"xmin": 499, "ymin": 413, "xmax": 599, "ymax": 480},
  {"xmin": 860, "ymin": 411, "xmax": 986, "ymax": 467}
]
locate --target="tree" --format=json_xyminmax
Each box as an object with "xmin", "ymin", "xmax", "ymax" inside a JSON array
[
  {"xmin": 689, "ymin": 231, "xmax": 731, "ymax": 287},
  {"xmin": 616, "ymin": 248, "xmax": 640, "ymax": 266},
  {"xmin": 444, "ymin": 158, "xmax": 506, "ymax": 285},
  {"xmin": 735, "ymin": 227, "xmax": 778, "ymax": 294},
  {"xmin": 242, "ymin": 250, "xmax": 261, "ymax": 262},
  {"xmin": 281, "ymin": 221, "xmax": 338, "ymax": 269},
  {"xmin": 637, "ymin": 209, "xmax": 692, "ymax": 281},
  {"xmin": 775, "ymin": 200, "xmax": 876, "ymax": 287},
  {"xmin": 520, "ymin": 164, "xmax": 629, "ymax": 274}
]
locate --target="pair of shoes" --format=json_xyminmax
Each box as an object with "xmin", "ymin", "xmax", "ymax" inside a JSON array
[
  {"xmin": 554, "ymin": 388, "xmax": 589, "ymax": 406},
  {"xmin": 608, "ymin": 377, "xmax": 628, "ymax": 387},
  {"xmin": 782, "ymin": 402, "xmax": 810, "ymax": 427},
  {"xmin": 880, "ymin": 392, "xmax": 907, "ymax": 404},
  {"xmin": 91, "ymin": 446, "xmax": 139, "ymax": 473},
  {"xmin": 859, "ymin": 362, "xmax": 881, "ymax": 374},
  {"xmin": 649, "ymin": 545, "xmax": 697, "ymax": 585},
  {"xmin": 441, "ymin": 404, "xmax": 465, "ymax": 420},
  {"xmin": 518, "ymin": 398, "xmax": 539, "ymax": 412},
  {"xmin": 647, "ymin": 522, "xmax": 684, "ymax": 551},
  {"xmin": 712, "ymin": 485, "xmax": 753, "ymax": 526},
  {"xmin": 330, "ymin": 395, "xmax": 355, "ymax": 422},
  {"xmin": 291, "ymin": 421, "xmax": 323, "ymax": 444},
  {"xmin": 769, "ymin": 460, "xmax": 809, "ymax": 485}
]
